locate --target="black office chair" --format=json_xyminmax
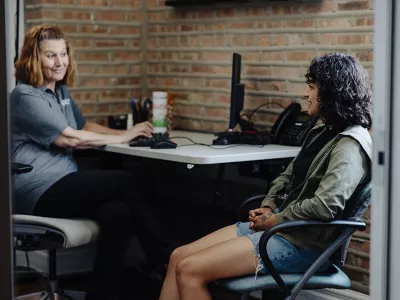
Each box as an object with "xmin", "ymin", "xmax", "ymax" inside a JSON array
[
  {"xmin": 12, "ymin": 163, "xmax": 100, "ymax": 300},
  {"xmin": 216, "ymin": 176, "xmax": 371, "ymax": 300}
]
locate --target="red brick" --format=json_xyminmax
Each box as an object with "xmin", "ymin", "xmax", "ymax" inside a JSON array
[
  {"xmin": 127, "ymin": 12, "xmax": 142, "ymax": 22},
  {"xmin": 114, "ymin": 51, "xmax": 141, "ymax": 61},
  {"xmin": 287, "ymin": 82, "xmax": 307, "ymax": 94},
  {"xmin": 169, "ymin": 65, "xmax": 189, "ymax": 73},
  {"xmin": 215, "ymin": 94, "xmax": 230, "ymax": 104},
  {"xmin": 214, "ymin": 66, "xmax": 232, "ymax": 74},
  {"xmin": 192, "ymin": 65, "xmax": 214, "ymax": 73},
  {"xmin": 77, "ymin": 0, "xmax": 108, "ymax": 6},
  {"xmin": 271, "ymin": 67, "xmax": 300, "ymax": 78},
  {"xmin": 216, "ymin": 8, "xmax": 237, "ymax": 17},
  {"xmin": 286, "ymin": 20, "xmax": 315, "ymax": 28},
  {"xmin": 110, "ymin": 26, "xmax": 141, "ymax": 35},
  {"xmin": 260, "ymin": 52, "xmax": 284, "ymax": 61},
  {"xmin": 354, "ymin": 51, "xmax": 374, "ymax": 62},
  {"xmin": 58, "ymin": 25, "xmax": 78, "ymax": 33},
  {"xmin": 242, "ymin": 53, "xmax": 259, "ymax": 61},
  {"xmin": 190, "ymin": 93, "xmax": 213, "ymax": 103},
  {"xmin": 255, "ymin": 36, "xmax": 270, "ymax": 46},
  {"xmin": 318, "ymin": 18, "xmax": 352, "ymax": 28},
  {"xmin": 257, "ymin": 21, "xmax": 282, "ymax": 29},
  {"xmin": 338, "ymin": 1, "xmax": 369, "ymax": 10},
  {"xmin": 63, "ymin": 11, "xmax": 91, "ymax": 20},
  {"xmin": 204, "ymin": 52, "xmax": 230, "ymax": 61},
  {"xmin": 206, "ymin": 107, "xmax": 227, "ymax": 118},
  {"xmin": 97, "ymin": 103, "xmax": 111, "ymax": 113},
  {"xmin": 97, "ymin": 65, "xmax": 128, "ymax": 74},
  {"xmin": 115, "ymin": 77, "xmax": 140, "ymax": 86},
  {"xmin": 80, "ymin": 78, "xmax": 110, "ymax": 87},
  {"xmin": 95, "ymin": 40, "xmax": 126, "ymax": 48},
  {"xmin": 148, "ymin": 11, "xmax": 165, "ymax": 21},
  {"xmin": 78, "ymin": 52, "xmax": 109, "ymax": 61},
  {"xmin": 80, "ymin": 104, "xmax": 96, "ymax": 114},
  {"xmin": 259, "ymin": 81, "xmax": 285, "ymax": 92},
  {"xmin": 356, "ymin": 17, "xmax": 374, "ymax": 26},
  {"xmin": 205, "ymin": 79, "xmax": 230, "ymax": 89},
  {"xmin": 111, "ymin": 103, "xmax": 130, "ymax": 114},
  {"xmin": 70, "ymin": 91, "xmax": 98, "ymax": 101},
  {"xmin": 286, "ymin": 51, "xmax": 316, "ymax": 61},
  {"xmin": 99, "ymin": 90, "xmax": 130, "ymax": 101},
  {"xmin": 243, "ymin": 7, "xmax": 268, "ymax": 16},
  {"xmin": 72, "ymin": 39, "xmax": 92, "ymax": 48},
  {"xmin": 303, "ymin": 2, "xmax": 333, "ymax": 13},
  {"xmin": 337, "ymin": 34, "xmax": 368, "ymax": 45},
  {"xmin": 204, "ymin": 23, "xmax": 228, "ymax": 31},
  {"xmin": 244, "ymin": 66, "xmax": 270, "ymax": 76},
  {"xmin": 96, "ymin": 11, "xmax": 126, "ymax": 21},
  {"xmin": 80, "ymin": 25, "xmax": 108, "ymax": 34},
  {"xmin": 112, "ymin": 0, "xmax": 141, "ymax": 7},
  {"xmin": 182, "ymin": 78, "xmax": 203, "ymax": 88},
  {"xmin": 230, "ymin": 23, "xmax": 254, "ymax": 29},
  {"xmin": 77, "ymin": 65, "xmax": 95, "ymax": 73}
]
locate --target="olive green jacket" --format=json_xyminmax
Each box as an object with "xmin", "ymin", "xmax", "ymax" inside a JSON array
[{"xmin": 261, "ymin": 125, "xmax": 372, "ymax": 252}]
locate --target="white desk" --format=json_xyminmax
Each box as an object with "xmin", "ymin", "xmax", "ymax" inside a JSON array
[{"xmin": 103, "ymin": 130, "xmax": 300, "ymax": 165}]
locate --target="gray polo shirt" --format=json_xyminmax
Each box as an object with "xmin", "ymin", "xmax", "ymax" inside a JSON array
[{"xmin": 10, "ymin": 83, "xmax": 86, "ymax": 214}]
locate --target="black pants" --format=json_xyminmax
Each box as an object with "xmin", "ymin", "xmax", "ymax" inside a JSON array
[{"xmin": 34, "ymin": 170, "xmax": 174, "ymax": 300}]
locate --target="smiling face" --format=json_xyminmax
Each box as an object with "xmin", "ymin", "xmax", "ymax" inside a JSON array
[
  {"xmin": 39, "ymin": 39, "xmax": 69, "ymax": 90},
  {"xmin": 304, "ymin": 82, "xmax": 320, "ymax": 116}
]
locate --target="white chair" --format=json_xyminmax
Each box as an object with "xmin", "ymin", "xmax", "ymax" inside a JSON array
[{"xmin": 13, "ymin": 163, "xmax": 100, "ymax": 300}]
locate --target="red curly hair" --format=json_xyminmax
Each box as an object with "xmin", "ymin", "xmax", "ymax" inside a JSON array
[{"xmin": 15, "ymin": 25, "xmax": 77, "ymax": 87}]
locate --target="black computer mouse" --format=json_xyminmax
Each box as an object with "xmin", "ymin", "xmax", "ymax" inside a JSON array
[{"xmin": 151, "ymin": 140, "xmax": 177, "ymax": 149}]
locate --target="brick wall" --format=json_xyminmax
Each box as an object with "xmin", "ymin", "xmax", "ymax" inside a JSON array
[{"xmin": 24, "ymin": 0, "xmax": 373, "ymax": 294}]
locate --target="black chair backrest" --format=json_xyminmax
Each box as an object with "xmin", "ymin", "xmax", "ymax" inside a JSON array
[{"xmin": 331, "ymin": 174, "xmax": 372, "ymax": 265}]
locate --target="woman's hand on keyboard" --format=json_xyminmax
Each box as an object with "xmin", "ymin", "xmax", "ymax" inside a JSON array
[{"xmin": 122, "ymin": 121, "xmax": 153, "ymax": 143}]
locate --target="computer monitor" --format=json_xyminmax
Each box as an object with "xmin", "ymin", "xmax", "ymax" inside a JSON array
[{"xmin": 228, "ymin": 53, "xmax": 245, "ymax": 130}]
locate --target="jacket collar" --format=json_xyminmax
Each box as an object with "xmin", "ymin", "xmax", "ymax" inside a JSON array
[{"xmin": 339, "ymin": 125, "xmax": 372, "ymax": 161}]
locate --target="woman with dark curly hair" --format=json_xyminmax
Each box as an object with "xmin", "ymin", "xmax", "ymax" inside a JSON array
[{"xmin": 158, "ymin": 52, "xmax": 372, "ymax": 300}]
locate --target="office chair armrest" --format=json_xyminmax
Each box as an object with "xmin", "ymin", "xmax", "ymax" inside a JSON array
[
  {"xmin": 12, "ymin": 163, "xmax": 33, "ymax": 174},
  {"xmin": 258, "ymin": 218, "xmax": 366, "ymax": 300},
  {"xmin": 237, "ymin": 194, "xmax": 266, "ymax": 221}
]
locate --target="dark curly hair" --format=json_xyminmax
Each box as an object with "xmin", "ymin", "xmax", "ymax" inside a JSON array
[{"xmin": 305, "ymin": 52, "xmax": 372, "ymax": 130}]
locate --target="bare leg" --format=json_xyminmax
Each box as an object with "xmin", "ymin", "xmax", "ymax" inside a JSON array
[
  {"xmin": 159, "ymin": 224, "xmax": 238, "ymax": 300},
  {"xmin": 176, "ymin": 236, "xmax": 255, "ymax": 300}
]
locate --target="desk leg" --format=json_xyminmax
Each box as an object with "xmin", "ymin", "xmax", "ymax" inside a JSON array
[{"xmin": 212, "ymin": 164, "xmax": 226, "ymax": 206}]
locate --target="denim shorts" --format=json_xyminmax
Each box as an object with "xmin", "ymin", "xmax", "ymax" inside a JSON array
[{"xmin": 236, "ymin": 222, "xmax": 330, "ymax": 277}]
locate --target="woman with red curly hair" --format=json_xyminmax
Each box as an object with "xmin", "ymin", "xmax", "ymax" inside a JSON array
[{"xmin": 11, "ymin": 25, "xmax": 175, "ymax": 300}]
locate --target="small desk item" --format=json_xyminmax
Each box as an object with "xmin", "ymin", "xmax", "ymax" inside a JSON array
[
  {"xmin": 129, "ymin": 132, "xmax": 170, "ymax": 147},
  {"xmin": 151, "ymin": 140, "xmax": 177, "ymax": 149}
]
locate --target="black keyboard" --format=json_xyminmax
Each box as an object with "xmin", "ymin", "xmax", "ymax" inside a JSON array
[{"xmin": 129, "ymin": 132, "xmax": 170, "ymax": 147}]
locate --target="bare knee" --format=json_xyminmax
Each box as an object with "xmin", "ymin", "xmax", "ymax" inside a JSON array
[
  {"xmin": 175, "ymin": 256, "xmax": 204, "ymax": 288},
  {"xmin": 168, "ymin": 246, "xmax": 188, "ymax": 268}
]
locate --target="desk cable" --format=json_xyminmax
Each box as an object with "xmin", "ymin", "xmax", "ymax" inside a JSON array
[{"xmin": 169, "ymin": 136, "xmax": 265, "ymax": 149}]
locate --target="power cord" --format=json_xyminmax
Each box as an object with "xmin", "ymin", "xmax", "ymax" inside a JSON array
[
  {"xmin": 240, "ymin": 102, "xmax": 286, "ymax": 130},
  {"xmin": 169, "ymin": 136, "xmax": 265, "ymax": 149}
]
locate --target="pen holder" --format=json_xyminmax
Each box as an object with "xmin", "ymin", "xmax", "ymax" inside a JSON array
[{"xmin": 108, "ymin": 115, "xmax": 127, "ymax": 130}]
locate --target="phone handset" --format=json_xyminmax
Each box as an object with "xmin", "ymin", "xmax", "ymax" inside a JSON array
[{"xmin": 270, "ymin": 102, "xmax": 301, "ymax": 143}]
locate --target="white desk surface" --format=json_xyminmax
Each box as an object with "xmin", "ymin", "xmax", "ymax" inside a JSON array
[{"xmin": 103, "ymin": 130, "xmax": 300, "ymax": 165}]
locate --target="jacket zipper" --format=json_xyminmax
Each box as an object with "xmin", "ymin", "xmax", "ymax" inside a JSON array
[{"xmin": 279, "ymin": 137, "xmax": 342, "ymax": 211}]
